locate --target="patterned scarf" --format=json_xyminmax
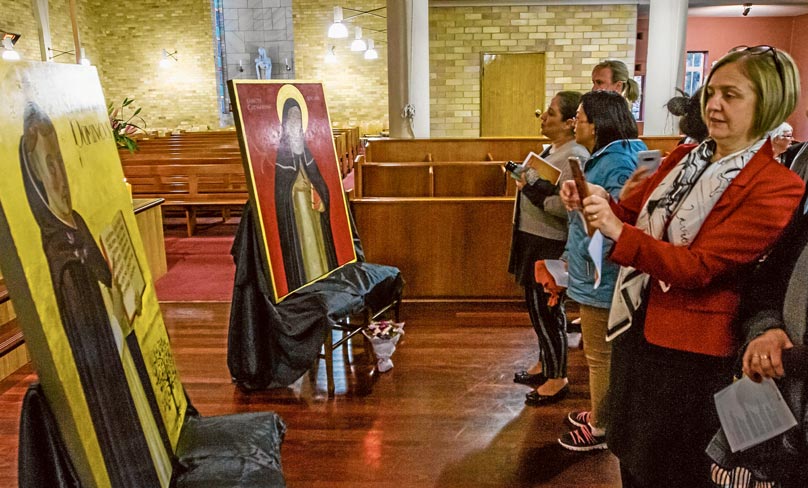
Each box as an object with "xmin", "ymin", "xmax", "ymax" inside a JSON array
[{"xmin": 606, "ymin": 138, "xmax": 765, "ymax": 341}]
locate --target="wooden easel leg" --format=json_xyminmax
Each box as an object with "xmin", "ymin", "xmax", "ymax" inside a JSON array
[
  {"xmin": 325, "ymin": 331, "xmax": 335, "ymax": 398},
  {"xmin": 185, "ymin": 207, "xmax": 197, "ymax": 237}
]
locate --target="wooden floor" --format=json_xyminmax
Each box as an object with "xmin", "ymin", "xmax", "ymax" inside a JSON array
[{"xmin": 0, "ymin": 301, "xmax": 620, "ymax": 487}]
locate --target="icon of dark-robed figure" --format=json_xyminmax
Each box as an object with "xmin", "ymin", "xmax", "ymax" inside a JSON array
[
  {"xmin": 274, "ymin": 96, "xmax": 338, "ymax": 292},
  {"xmin": 20, "ymin": 102, "xmax": 161, "ymax": 486},
  {"xmin": 229, "ymin": 80, "xmax": 357, "ymax": 302}
]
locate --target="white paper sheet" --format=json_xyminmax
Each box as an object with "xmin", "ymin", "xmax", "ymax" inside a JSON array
[
  {"xmin": 587, "ymin": 230, "xmax": 603, "ymax": 289},
  {"xmin": 543, "ymin": 259, "xmax": 569, "ymax": 288},
  {"xmin": 714, "ymin": 376, "xmax": 798, "ymax": 453}
]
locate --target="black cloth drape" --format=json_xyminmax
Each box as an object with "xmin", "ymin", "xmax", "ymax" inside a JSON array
[{"xmin": 227, "ymin": 204, "xmax": 403, "ymax": 390}]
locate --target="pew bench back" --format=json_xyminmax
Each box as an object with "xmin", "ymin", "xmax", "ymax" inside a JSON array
[
  {"xmin": 124, "ymin": 163, "xmax": 248, "ymax": 236},
  {"xmin": 356, "ymin": 161, "xmax": 515, "ymax": 198}
]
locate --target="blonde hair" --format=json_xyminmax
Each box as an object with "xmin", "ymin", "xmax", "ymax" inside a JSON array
[
  {"xmin": 701, "ymin": 47, "xmax": 800, "ymax": 139},
  {"xmin": 593, "ymin": 59, "xmax": 641, "ymax": 104}
]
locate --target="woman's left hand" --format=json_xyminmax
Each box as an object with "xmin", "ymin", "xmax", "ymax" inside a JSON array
[
  {"xmin": 743, "ymin": 328, "xmax": 793, "ymax": 382},
  {"xmin": 515, "ymin": 172, "xmax": 527, "ymax": 190},
  {"xmin": 582, "ymin": 194, "xmax": 623, "ymax": 240}
]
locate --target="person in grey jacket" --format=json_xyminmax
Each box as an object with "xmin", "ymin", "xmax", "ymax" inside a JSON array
[
  {"xmin": 510, "ymin": 91, "xmax": 589, "ymax": 404},
  {"xmin": 558, "ymin": 90, "xmax": 646, "ymax": 451},
  {"xmin": 707, "ymin": 188, "xmax": 808, "ymax": 488}
]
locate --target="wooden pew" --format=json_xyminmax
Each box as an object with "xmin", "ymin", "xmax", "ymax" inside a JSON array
[
  {"xmin": 123, "ymin": 163, "xmax": 248, "ymax": 236},
  {"xmin": 365, "ymin": 137, "xmax": 546, "ymax": 163},
  {"xmin": 364, "ymin": 136, "xmax": 683, "ymax": 163},
  {"xmin": 356, "ymin": 161, "xmax": 512, "ymax": 198},
  {"xmin": 351, "ymin": 197, "xmax": 519, "ymax": 299},
  {"xmin": 638, "ymin": 136, "xmax": 681, "ymax": 155}
]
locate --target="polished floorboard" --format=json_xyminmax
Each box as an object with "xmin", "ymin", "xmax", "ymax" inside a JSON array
[{"xmin": 0, "ymin": 301, "xmax": 620, "ymax": 487}]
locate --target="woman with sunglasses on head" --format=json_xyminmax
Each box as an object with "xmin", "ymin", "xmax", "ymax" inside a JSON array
[
  {"xmin": 510, "ymin": 91, "xmax": 589, "ymax": 402},
  {"xmin": 562, "ymin": 46, "xmax": 804, "ymax": 487}
]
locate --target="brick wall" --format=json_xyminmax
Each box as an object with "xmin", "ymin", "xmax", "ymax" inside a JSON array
[
  {"xmin": 292, "ymin": 0, "xmax": 389, "ymax": 135},
  {"xmin": 1, "ymin": 0, "xmax": 220, "ymax": 131},
  {"xmin": 2, "ymin": 2, "xmax": 638, "ymax": 136},
  {"xmin": 85, "ymin": 0, "xmax": 220, "ymax": 131},
  {"xmin": 0, "ymin": 0, "xmax": 93, "ymax": 63},
  {"xmin": 430, "ymin": 4, "xmax": 637, "ymax": 137}
]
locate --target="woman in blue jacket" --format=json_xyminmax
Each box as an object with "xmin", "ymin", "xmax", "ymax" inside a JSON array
[{"xmin": 557, "ymin": 90, "xmax": 646, "ymax": 451}]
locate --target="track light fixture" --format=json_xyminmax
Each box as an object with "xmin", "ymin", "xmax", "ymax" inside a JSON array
[
  {"xmin": 1, "ymin": 31, "xmax": 21, "ymax": 61},
  {"xmin": 327, "ymin": 6, "xmax": 386, "ymax": 61}
]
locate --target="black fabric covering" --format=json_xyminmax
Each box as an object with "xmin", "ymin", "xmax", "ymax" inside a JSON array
[
  {"xmin": 228, "ymin": 204, "xmax": 403, "ymax": 390},
  {"xmin": 18, "ymin": 383, "xmax": 287, "ymax": 488},
  {"xmin": 174, "ymin": 410, "xmax": 287, "ymax": 488},
  {"xmin": 18, "ymin": 383, "xmax": 81, "ymax": 488}
]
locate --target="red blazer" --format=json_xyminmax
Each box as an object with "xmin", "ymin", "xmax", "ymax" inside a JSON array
[{"xmin": 609, "ymin": 141, "xmax": 805, "ymax": 357}]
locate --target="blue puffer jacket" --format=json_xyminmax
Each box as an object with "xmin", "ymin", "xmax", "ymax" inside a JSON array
[{"xmin": 565, "ymin": 139, "xmax": 647, "ymax": 308}]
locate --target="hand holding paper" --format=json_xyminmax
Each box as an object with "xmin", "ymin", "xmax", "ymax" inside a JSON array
[{"xmin": 535, "ymin": 259, "xmax": 568, "ymax": 306}]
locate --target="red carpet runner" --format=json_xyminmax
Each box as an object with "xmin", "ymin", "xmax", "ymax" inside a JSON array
[{"xmin": 154, "ymin": 236, "xmax": 236, "ymax": 302}]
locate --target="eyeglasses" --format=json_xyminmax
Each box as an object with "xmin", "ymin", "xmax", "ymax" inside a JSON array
[{"xmin": 729, "ymin": 45, "xmax": 785, "ymax": 89}]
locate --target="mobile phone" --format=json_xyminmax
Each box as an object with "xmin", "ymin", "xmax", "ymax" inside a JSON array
[
  {"xmin": 568, "ymin": 156, "xmax": 595, "ymax": 236},
  {"xmin": 505, "ymin": 160, "xmax": 525, "ymax": 180},
  {"xmin": 568, "ymin": 157, "xmax": 589, "ymax": 200},
  {"xmin": 636, "ymin": 150, "xmax": 662, "ymax": 172}
]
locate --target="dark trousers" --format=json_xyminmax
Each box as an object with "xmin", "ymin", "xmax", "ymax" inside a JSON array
[{"xmin": 525, "ymin": 280, "xmax": 567, "ymax": 378}]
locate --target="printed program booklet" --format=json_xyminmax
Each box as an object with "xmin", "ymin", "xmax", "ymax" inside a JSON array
[{"xmin": 714, "ymin": 376, "xmax": 797, "ymax": 452}]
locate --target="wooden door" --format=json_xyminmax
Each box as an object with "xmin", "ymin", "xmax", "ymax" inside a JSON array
[{"xmin": 480, "ymin": 52, "xmax": 545, "ymax": 137}]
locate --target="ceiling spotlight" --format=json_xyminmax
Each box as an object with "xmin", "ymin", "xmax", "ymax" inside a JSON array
[
  {"xmin": 328, "ymin": 7, "xmax": 349, "ymax": 39},
  {"xmin": 742, "ymin": 3, "xmax": 752, "ymax": 16},
  {"xmin": 364, "ymin": 39, "xmax": 378, "ymax": 60},
  {"xmin": 1, "ymin": 31, "xmax": 21, "ymax": 61},
  {"xmin": 2, "ymin": 37, "xmax": 20, "ymax": 61},
  {"xmin": 350, "ymin": 27, "xmax": 367, "ymax": 52}
]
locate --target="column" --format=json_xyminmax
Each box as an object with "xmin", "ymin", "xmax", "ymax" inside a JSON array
[
  {"xmin": 387, "ymin": 0, "xmax": 430, "ymax": 138},
  {"xmin": 643, "ymin": 0, "xmax": 689, "ymax": 135}
]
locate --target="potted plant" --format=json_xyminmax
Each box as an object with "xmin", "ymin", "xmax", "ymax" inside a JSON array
[{"xmin": 108, "ymin": 97, "xmax": 146, "ymax": 152}]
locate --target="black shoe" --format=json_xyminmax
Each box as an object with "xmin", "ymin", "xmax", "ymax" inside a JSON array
[
  {"xmin": 513, "ymin": 370, "xmax": 547, "ymax": 386},
  {"xmin": 525, "ymin": 384, "xmax": 569, "ymax": 406}
]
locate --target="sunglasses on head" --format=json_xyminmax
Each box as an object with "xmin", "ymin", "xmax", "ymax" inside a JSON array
[{"xmin": 729, "ymin": 45, "xmax": 785, "ymax": 89}]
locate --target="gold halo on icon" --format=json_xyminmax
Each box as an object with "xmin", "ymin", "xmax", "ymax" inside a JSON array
[{"xmin": 276, "ymin": 84, "xmax": 308, "ymax": 132}]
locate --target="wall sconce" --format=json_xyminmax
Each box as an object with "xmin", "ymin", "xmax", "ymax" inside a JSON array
[
  {"xmin": 325, "ymin": 45, "xmax": 337, "ymax": 64},
  {"xmin": 160, "ymin": 49, "xmax": 178, "ymax": 68},
  {"xmin": 742, "ymin": 3, "xmax": 752, "ymax": 16},
  {"xmin": 1, "ymin": 31, "xmax": 21, "ymax": 61},
  {"xmin": 79, "ymin": 48, "xmax": 91, "ymax": 66},
  {"xmin": 364, "ymin": 39, "xmax": 378, "ymax": 60},
  {"xmin": 328, "ymin": 7, "xmax": 349, "ymax": 39},
  {"xmin": 284, "ymin": 57, "xmax": 292, "ymax": 71},
  {"xmin": 47, "ymin": 46, "xmax": 90, "ymax": 65},
  {"xmin": 350, "ymin": 27, "xmax": 367, "ymax": 52}
]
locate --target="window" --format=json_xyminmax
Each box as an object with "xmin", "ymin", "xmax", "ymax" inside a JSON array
[
  {"xmin": 684, "ymin": 51, "xmax": 707, "ymax": 96},
  {"xmin": 631, "ymin": 75, "xmax": 644, "ymax": 121}
]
